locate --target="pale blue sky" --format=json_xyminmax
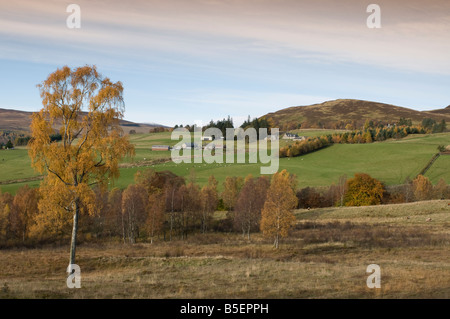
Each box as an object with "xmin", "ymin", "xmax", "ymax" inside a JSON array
[{"xmin": 0, "ymin": 0, "xmax": 449, "ymax": 126}]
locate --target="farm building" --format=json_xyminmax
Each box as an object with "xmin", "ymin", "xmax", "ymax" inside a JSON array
[
  {"xmin": 283, "ymin": 133, "xmax": 300, "ymax": 139},
  {"xmin": 282, "ymin": 133, "xmax": 307, "ymax": 141},
  {"xmin": 152, "ymin": 145, "xmax": 171, "ymax": 151}
]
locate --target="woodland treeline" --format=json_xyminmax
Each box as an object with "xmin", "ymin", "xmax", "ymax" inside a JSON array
[
  {"xmin": 280, "ymin": 120, "xmax": 446, "ymax": 158},
  {"xmin": 0, "ymin": 169, "xmax": 448, "ymax": 248}
]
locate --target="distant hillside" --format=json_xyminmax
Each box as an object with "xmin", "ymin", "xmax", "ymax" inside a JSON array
[
  {"xmin": 428, "ymin": 105, "xmax": 450, "ymax": 116},
  {"xmin": 262, "ymin": 99, "xmax": 450, "ymax": 130},
  {"xmin": 0, "ymin": 108, "xmax": 166, "ymax": 135}
]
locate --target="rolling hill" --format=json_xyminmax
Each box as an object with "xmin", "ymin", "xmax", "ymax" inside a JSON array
[
  {"xmin": 0, "ymin": 107, "xmax": 166, "ymax": 135},
  {"xmin": 262, "ymin": 99, "xmax": 450, "ymax": 130},
  {"xmin": 428, "ymin": 105, "xmax": 450, "ymax": 116}
]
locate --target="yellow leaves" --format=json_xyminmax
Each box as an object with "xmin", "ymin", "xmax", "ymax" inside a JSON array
[
  {"xmin": 244, "ymin": 174, "xmax": 253, "ymax": 184},
  {"xmin": 11, "ymin": 185, "xmax": 39, "ymax": 240},
  {"xmin": 30, "ymin": 65, "xmax": 135, "ymax": 219},
  {"xmin": 221, "ymin": 176, "xmax": 244, "ymax": 211},
  {"xmin": 260, "ymin": 170, "xmax": 298, "ymax": 246},
  {"xmin": 344, "ymin": 173, "xmax": 384, "ymax": 206},
  {"xmin": 146, "ymin": 191, "xmax": 165, "ymax": 239},
  {"xmin": 412, "ymin": 175, "xmax": 433, "ymax": 201}
]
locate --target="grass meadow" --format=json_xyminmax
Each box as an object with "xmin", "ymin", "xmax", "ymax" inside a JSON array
[
  {"xmin": 0, "ymin": 200, "xmax": 448, "ymax": 299},
  {"xmin": 1, "ymin": 131, "xmax": 449, "ymax": 194},
  {"xmin": 117, "ymin": 131, "xmax": 450, "ymax": 190}
]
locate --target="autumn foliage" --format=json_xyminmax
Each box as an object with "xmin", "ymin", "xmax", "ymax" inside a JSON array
[
  {"xmin": 28, "ymin": 65, "xmax": 135, "ymax": 264},
  {"xmin": 412, "ymin": 175, "xmax": 433, "ymax": 201},
  {"xmin": 344, "ymin": 173, "xmax": 385, "ymax": 206},
  {"xmin": 260, "ymin": 170, "xmax": 298, "ymax": 248},
  {"xmin": 221, "ymin": 176, "xmax": 244, "ymax": 211}
]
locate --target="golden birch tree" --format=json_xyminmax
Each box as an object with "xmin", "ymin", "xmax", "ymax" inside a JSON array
[
  {"xmin": 412, "ymin": 174, "xmax": 433, "ymax": 201},
  {"xmin": 146, "ymin": 191, "xmax": 165, "ymax": 244},
  {"xmin": 260, "ymin": 170, "xmax": 298, "ymax": 248},
  {"xmin": 29, "ymin": 65, "xmax": 134, "ymax": 266}
]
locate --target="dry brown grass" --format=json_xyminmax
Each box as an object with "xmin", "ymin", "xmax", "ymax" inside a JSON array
[{"xmin": 0, "ymin": 200, "xmax": 449, "ymax": 299}]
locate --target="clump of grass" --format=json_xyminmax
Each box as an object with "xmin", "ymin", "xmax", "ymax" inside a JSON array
[{"xmin": 162, "ymin": 246, "xmax": 185, "ymax": 258}]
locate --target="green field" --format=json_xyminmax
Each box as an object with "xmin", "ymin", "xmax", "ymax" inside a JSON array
[
  {"xmin": 0, "ymin": 147, "xmax": 40, "ymax": 181},
  {"xmin": 425, "ymin": 155, "xmax": 450, "ymax": 183},
  {"xmin": 121, "ymin": 133, "xmax": 174, "ymax": 163},
  {"xmin": 118, "ymin": 132, "xmax": 450, "ymax": 189},
  {"xmin": 1, "ymin": 132, "xmax": 449, "ymax": 194}
]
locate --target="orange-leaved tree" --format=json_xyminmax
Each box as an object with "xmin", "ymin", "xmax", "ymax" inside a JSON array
[
  {"xmin": 412, "ymin": 174, "xmax": 433, "ymax": 201},
  {"xmin": 260, "ymin": 170, "xmax": 298, "ymax": 248},
  {"xmin": 29, "ymin": 65, "xmax": 134, "ymax": 266},
  {"xmin": 146, "ymin": 191, "xmax": 165, "ymax": 244},
  {"xmin": 0, "ymin": 191, "xmax": 13, "ymax": 243},
  {"xmin": 11, "ymin": 185, "xmax": 39, "ymax": 243},
  {"xmin": 344, "ymin": 173, "xmax": 384, "ymax": 206}
]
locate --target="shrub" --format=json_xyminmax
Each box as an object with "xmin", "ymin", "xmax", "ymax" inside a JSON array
[{"xmin": 344, "ymin": 173, "xmax": 384, "ymax": 206}]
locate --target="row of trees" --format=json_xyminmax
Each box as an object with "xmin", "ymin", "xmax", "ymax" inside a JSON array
[
  {"xmin": 278, "ymin": 117, "xmax": 447, "ymax": 132},
  {"xmin": 240, "ymin": 116, "xmax": 273, "ymax": 139},
  {"xmin": 280, "ymin": 123, "xmax": 433, "ymax": 158},
  {"xmin": 1, "ymin": 170, "xmax": 448, "ymax": 248},
  {"xmin": 0, "ymin": 169, "xmax": 299, "ymax": 249},
  {"xmin": 174, "ymin": 116, "xmax": 236, "ymax": 136},
  {"xmin": 0, "ymin": 130, "xmax": 21, "ymax": 147},
  {"xmin": 149, "ymin": 126, "xmax": 169, "ymax": 133},
  {"xmin": 173, "ymin": 115, "xmax": 274, "ymax": 140},
  {"xmin": 0, "ymin": 140, "xmax": 14, "ymax": 149},
  {"xmin": 280, "ymin": 136, "xmax": 330, "ymax": 158},
  {"xmin": 330, "ymin": 125, "xmax": 426, "ymax": 143},
  {"xmin": 421, "ymin": 118, "xmax": 447, "ymax": 133},
  {"xmin": 296, "ymin": 174, "xmax": 450, "ymax": 209}
]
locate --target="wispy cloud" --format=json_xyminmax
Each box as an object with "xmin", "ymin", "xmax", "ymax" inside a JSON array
[
  {"xmin": 1, "ymin": 0, "xmax": 449, "ymax": 125},
  {"xmin": 1, "ymin": 0, "xmax": 450, "ymax": 74}
]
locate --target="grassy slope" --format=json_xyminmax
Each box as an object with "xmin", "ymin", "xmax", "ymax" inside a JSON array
[
  {"xmin": 121, "ymin": 132, "xmax": 450, "ymax": 190},
  {"xmin": 0, "ymin": 200, "xmax": 448, "ymax": 299},
  {"xmin": 1, "ymin": 132, "xmax": 449, "ymax": 194},
  {"xmin": 0, "ymin": 147, "xmax": 40, "ymax": 181},
  {"xmin": 425, "ymin": 155, "xmax": 450, "ymax": 182},
  {"xmin": 281, "ymin": 133, "xmax": 450, "ymax": 187}
]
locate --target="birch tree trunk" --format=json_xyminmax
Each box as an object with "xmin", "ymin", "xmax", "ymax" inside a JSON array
[{"xmin": 69, "ymin": 199, "xmax": 80, "ymax": 266}]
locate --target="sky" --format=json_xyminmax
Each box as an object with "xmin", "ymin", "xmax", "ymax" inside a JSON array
[{"xmin": 0, "ymin": 0, "xmax": 449, "ymax": 127}]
